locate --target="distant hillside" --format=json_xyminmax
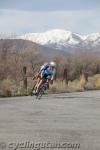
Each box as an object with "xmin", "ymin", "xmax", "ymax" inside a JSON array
[{"xmin": 0, "ymin": 39, "xmax": 66, "ymax": 60}]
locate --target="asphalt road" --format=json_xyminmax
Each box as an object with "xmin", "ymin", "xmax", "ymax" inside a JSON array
[{"xmin": 0, "ymin": 90, "xmax": 100, "ymax": 150}]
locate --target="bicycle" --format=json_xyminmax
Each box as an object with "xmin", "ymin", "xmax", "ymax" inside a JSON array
[{"xmin": 31, "ymin": 78, "xmax": 48, "ymax": 100}]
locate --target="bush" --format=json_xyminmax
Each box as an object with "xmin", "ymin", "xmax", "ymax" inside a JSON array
[
  {"xmin": 84, "ymin": 82, "xmax": 95, "ymax": 90},
  {"xmin": 79, "ymin": 74, "xmax": 87, "ymax": 89},
  {"xmin": 68, "ymin": 79, "xmax": 84, "ymax": 92},
  {"xmin": 84, "ymin": 74, "xmax": 100, "ymax": 90},
  {"xmin": 0, "ymin": 79, "xmax": 12, "ymax": 97},
  {"xmin": 50, "ymin": 80, "xmax": 69, "ymax": 93},
  {"xmin": 94, "ymin": 74, "xmax": 100, "ymax": 89}
]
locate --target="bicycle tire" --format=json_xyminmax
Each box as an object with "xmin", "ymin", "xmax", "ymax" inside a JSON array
[{"xmin": 36, "ymin": 84, "xmax": 47, "ymax": 99}]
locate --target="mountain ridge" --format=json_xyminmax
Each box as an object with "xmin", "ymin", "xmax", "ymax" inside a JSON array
[
  {"xmin": 0, "ymin": 29, "xmax": 100, "ymax": 52},
  {"xmin": 17, "ymin": 29, "xmax": 100, "ymax": 52}
]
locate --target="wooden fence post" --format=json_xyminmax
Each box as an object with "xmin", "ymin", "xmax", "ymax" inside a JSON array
[
  {"xmin": 63, "ymin": 68, "xmax": 68, "ymax": 85},
  {"xmin": 23, "ymin": 66, "xmax": 27, "ymax": 90}
]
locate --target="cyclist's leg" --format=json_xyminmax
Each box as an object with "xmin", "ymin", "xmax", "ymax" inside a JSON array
[
  {"xmin": 35, "ymin": 79, "xmax": 43, "ymax": 93},
  {"xmin": 46, "ymin": 75, "xmax": 52, "ymax": 89},
  {"xmin": 36, "ymin": 73, "xmax": 49, "ymax": 93},
  {"xmin": 46, "ymin": 78, "xmax": 49, "ymax": 89},
  {"xmin": 35, "ymin": 77, "xmax": 40, "ymax": 89},
  {"xmin": 32, "ymin": 76, "xmax": 40, "ymax": 94}
]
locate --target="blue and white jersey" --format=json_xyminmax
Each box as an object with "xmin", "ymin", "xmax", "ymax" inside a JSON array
[
  {"xmin": 39, "ymin": 63, "xmax": 56, "ymax": 78},
  {"xmin": 40, "ymin": 64, "xmax": 49, "ymax": 72},
  {"xmin": 42, "ymin": 67, "xmax": 56, "ymax": 78}
]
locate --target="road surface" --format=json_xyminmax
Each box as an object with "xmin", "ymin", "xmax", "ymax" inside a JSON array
[{"xmin": 0, "ymin": 90, "xmax": 100, "ymax": 150}]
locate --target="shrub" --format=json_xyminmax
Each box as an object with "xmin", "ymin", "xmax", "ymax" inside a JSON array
[
  {"xmin": 68, "ymin": 79, "xmax": 84, "ymax": 92},
  {"xmin": 95, "ymin": 74, "xmax": 100, "ymax": 89},
  {"xmin": 0, "ymin": 79, "xmax": 12, "ymax": 97},
  {"xmin": 84, "ymin": 74, "xmax": 100, "ymax": 90},
  {"xmin": 84, "ymin": 82, "xmax": 95, "ymax": 90},
  {"xmin": 79, "ymin": 74, "xmax": 87, "ymax": 89}
]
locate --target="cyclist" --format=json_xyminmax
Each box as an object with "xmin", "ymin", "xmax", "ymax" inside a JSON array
[
  {"xmin": 32, "ymin": 62, "xmax": 48, "ymax": 80},
  {"xmin": 32, "ymin": 61, "xmax": 56, "ymax": 94}
]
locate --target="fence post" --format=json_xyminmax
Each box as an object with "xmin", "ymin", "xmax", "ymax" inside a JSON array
[
  {"xmin": 63, "ymin": 68, "xmax": 68, "ymax": 85},
  {"xmin": 23, "ymin": 66, "xmax": 27, "ymax": 90}
]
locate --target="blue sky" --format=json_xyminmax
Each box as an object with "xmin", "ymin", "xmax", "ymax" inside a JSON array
[{"xmin": 0, "ymin": 0, "xmax": 100, "ymax": 34}]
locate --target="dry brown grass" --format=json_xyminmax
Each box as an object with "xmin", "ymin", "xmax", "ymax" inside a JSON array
[
  {"xmin": 50, "ymin": 80, "xmax": 69, "ymax": 93},
  {"xmin": 50, "ymin": 74, "xmax": 100, "ymax": 93},
  {"xmin": 94, "ymin": 74, "xmax": 100, "ymax": 89},
  {"xmin": 0, "ymin": 74, "xmax": 100, "ymax": 97}
]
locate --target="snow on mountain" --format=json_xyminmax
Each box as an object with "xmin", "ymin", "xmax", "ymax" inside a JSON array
[{"xmin": 17, "ymin": 29, "xmax": 100, "ymax": 51}]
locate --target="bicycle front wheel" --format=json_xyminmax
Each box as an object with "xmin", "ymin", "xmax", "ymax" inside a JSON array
[{"xmin": 36, "ymin": 84, "xmax": 46, "ymax": 99}]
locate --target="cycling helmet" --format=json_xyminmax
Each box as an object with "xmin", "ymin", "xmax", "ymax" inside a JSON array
[{"xmin": 49, "ymin": 61, "xmax": 56, "ymax": 67}]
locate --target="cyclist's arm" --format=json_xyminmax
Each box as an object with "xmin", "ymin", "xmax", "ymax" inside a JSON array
[{"xmin": 50, "ymin": 71, "xmax": 56, "ymax": 84}]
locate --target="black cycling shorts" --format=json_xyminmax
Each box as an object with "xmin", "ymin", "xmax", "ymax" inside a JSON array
[{"xmin": 43, "ymin": 74, "xmax": 51, "ymax": 79}]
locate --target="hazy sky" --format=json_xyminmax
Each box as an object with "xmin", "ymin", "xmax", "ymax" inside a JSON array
[{"xmin": 0, "ymin": 0, "xmax": 100, "ymax": 34}]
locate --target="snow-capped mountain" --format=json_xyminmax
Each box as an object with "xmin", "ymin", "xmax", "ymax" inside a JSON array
[{"xmin": 17, "ymin": 29, "xmax": 100, "ymax": 51}]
